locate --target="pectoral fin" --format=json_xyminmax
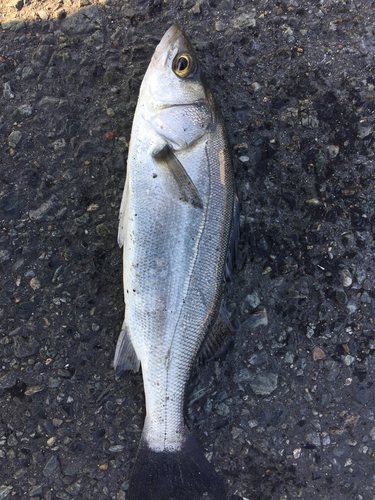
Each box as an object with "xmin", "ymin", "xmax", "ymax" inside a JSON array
[{"xmin": 152, "ymin": 144, "xmax": 203, "ymax": 209}]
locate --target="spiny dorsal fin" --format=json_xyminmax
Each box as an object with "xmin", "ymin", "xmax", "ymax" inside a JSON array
[{"xmin": 225, "ymin": 193, "xmax": 240, "ymax": 281}]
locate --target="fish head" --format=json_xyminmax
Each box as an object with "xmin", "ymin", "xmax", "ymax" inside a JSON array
[
  {"xmin": 140, "ymin": 25, "xmax": 215, "ymax": 150},
  {"xmin": 148, "ymin": 25, "xmax": 203, "ymax": 101}
]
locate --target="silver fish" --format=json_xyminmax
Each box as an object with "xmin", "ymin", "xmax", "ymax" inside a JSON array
[{"xmin": 115, "ymin": 25, "xmax": 237, "ymax": 500}]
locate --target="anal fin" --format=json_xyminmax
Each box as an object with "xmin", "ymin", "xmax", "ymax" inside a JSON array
[
  {"xmin": 152, "ymin": 144, "xmax": 203, "ymax": 209},
  {"xmin": 198, "ymin": 300, "xmax": 234, "ymax": 364},
  {"xmin": 113, "ymin": 321, "xmax": 140, "ymax": 373}
]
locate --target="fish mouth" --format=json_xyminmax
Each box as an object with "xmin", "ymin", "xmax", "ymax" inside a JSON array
[{"xmin": 151, "ymin": 25, "xmax": 194, "ymax": 69}]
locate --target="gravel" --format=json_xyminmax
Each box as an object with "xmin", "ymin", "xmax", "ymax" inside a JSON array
[{"xmin": 1, "ymin": 0, "xmax": 375, "ymax": 499}]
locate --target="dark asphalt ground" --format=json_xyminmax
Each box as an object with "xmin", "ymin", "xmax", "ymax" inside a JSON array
[{"xmin": 1, "ymin": 0, "xmax": 375, "ymax": 499}]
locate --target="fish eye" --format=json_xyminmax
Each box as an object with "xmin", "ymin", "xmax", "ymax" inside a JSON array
[{"xmin": 173, "ymin": 53, "xmax": 194, "ymax": 78}]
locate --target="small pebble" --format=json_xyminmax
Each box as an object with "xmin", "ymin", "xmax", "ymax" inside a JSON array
[
  {"xmin": 37, "ymin": 9, "xmax": 48, "ymax": 20},
  {"xmin": 305, "ymin": 198, "xmax": 322, "ymax": 206},
  {"xmin": 284, "ymin": 351, "xmax": 294, "ymax": 364},
  {"xmin": 306, "ymin": 431, "xmax": 321, "ymax": 447},
  {"xmin": 25, "ymin": 385, "xmax": 45, "ymax": 396},
  {"xmin": 215, "ymin": 21, "xmax": 225, "ymax": 31},
  {"xmin": 322, "ymin": 434, "xmax": 331, "ymax": 446},
  {"xmin": 29, "ymin": 196, "xmax": 56, "ymax": 221},
  {"xmin": 47, "ymin": 437, "xmax": 57, "ymax": 446},
  {"xmin": 8, "ymin": 130, "xmax": 22, "ymax": 147},
  {"xmin": 0, "ymin": 250, "xmax": 11, "ymax": 263},
  {"xmin": 250, "ymin": 373, "xmax": 278, "ymax": 395},
  {"xmin": 343, "ymin": 355, "xmax": 355, "ymax": 366},
  {"xmin": 335, "ymin": 289, "xmax": 348, "ymax": 305},
  {"xmin": 17, "ymin": 104, "xmax": 33, "ymax": 116},
  {"xmin": 53, "ymin": 138, "xmax": 66, "ymax": 151},
  {"xmin": 3, "ymin": 82, "xmax": 14, "ymax": 99},
  {"xmin": 357, "ymin": 125, "xmax": 373, "ymax": 139},
  {"xmin": 312, "ymin": 346, "xmax": 325, "ymax": 361},
  {"xmin": 43, "ymin": 455, "xmax": 59, "ymax": 477},
  {"xmin": 231, "ymin": 12, "xmax": 256, "ymax": 29},
  {"xmin": 341, "ymin": 269, "xmax": 352, "ymax": 287},
  {"xmin": 109, "ymin": 445, "xmax": 124, "ymax": 452},
  {"xmin": 29, "ymin": 485, "xmax": 43, "ymax": 497},
  {"xmin": 306, "ymin": 324, "xmax": 315, "ymax": 338},
  {"xmin": 245, "ymin": 291, "xmax": 260, "ymax": 308},
  {"xmin": 10, "ymin": 0, "xmax": 24, "ymax": 9},
  {"xmin": 190, "ymin": 3, "xmax": 200, "ymax": 14},
  {"xmin": 239, "ymin": 155, "xmax": 250, "ymax": 163},
  {"xmin": 29, "ymin": 277, "xmax": 41, "ymax": 290},
  {"xmin": 0, "ymin": 487, "xmax": 13, "ymax": 498},
  {"xmin": 327, "ymin": 145, "xmax": 339, "ymax": 157}
]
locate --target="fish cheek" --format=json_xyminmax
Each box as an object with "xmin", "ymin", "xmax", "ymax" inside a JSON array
[{"xmin": 151, "ymin": 103, "xmax": 212, "ymax": 149}]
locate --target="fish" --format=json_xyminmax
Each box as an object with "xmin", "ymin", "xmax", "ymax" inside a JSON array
[{"xmin": 114, "ymin": 25, "xmax": 238, "ymax": 500}]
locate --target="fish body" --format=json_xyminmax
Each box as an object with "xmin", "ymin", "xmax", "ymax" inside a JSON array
[{"xmin": 115, "ymin": 25, "xmax": 236, "ymax": 500}]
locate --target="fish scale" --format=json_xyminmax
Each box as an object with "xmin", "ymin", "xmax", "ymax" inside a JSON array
[{"xmin": 115, "ymin": 25, "xmax": 235, "ymax": 500}]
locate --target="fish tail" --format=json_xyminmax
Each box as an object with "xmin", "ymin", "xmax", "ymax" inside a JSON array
[{"xmin": 127, "ymin": 429, "xmax": 226, "ymax": 500}]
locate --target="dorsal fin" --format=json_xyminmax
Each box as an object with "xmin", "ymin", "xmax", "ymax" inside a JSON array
[{"xmin": 225, "ymin": 193, "xmax": 240, "ymax": 281}]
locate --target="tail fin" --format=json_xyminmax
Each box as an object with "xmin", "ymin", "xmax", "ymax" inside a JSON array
[{"xmin": 127, "ymin": 429, "xmax": 226, "ymax": 500}]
